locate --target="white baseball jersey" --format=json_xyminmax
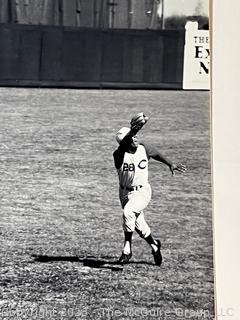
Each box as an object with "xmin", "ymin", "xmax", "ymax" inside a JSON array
[{"xmin": 117, "ymin": 144, "xmax": 148, "ymax": 187}]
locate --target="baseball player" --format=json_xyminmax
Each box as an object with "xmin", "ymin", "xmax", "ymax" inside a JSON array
[{"xmin": 113, "ymin": 113, "xmax": 186, "ymax": 266}]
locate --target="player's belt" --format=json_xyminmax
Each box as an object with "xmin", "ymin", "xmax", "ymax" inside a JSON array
[{"xmin": 120, "ymin": 185, "xmax": 143, "ymax": 192}]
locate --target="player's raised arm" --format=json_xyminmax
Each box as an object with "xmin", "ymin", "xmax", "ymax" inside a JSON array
[
  {"xmin": 114, "ymin": 112, "xmax": 149, "ymax": 169},
  {"xmin": 130, "ymin": 112, "xmax": 149, "ymax": 134},
  {"xmin": 116, "ymin": 112, "xmax": 148, "ymax": 148}
]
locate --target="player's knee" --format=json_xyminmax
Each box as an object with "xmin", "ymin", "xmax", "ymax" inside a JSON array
[
  {"xmin": 123, "ymin": 208, "xmax": 135, "ymax": 232},
  {"xmin": 136, "ymin": 226, "xmax": 151, "ymax": 239}
]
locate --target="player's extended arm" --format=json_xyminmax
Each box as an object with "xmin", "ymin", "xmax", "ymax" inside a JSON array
[{"xmin": 144, "ymin": 144, "xmax": 187, "ymax": 176}]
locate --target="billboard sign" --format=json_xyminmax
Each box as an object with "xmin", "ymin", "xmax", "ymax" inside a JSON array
[{"xmin": 183, "ymin": 21, "xmax": 210, "ymax": 90}]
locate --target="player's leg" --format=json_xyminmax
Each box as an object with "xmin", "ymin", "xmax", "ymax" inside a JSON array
[
  {"xmin": 119, "ymin": 185, "xmax": 153, "ymax": 264},
  {"xmin": 119, "ymin": 189, "xmax": 150, "ymax": 263},
  {"xmin": 119, "ymin": 200, "xmax": 137, "ymax": 263},
  {"xmin": 135, "ymin": 212, "xmax": 162, "ymax": 266}
]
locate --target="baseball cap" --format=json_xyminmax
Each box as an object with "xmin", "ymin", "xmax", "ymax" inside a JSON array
[{"xmin": 116, "ymin": 127, "xmax": 130, "ymax": 144}]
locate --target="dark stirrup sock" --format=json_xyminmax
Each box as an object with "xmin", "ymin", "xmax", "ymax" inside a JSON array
[
  {"xmin": 144, "ymin": 234, "xmax": 156, "ymax": 245},
  {"xmin": 124, "ymin": 231, "xmax": 133, "ymax": 242}
]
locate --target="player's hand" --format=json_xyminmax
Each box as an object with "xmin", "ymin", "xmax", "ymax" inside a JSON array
[
  {"xmin": 130, "ymin": 112, "xmax": 149, "ymax": 131},
  {"xmin": 169, "ymin": 163, "xmax": 187, "ymax": 176}
]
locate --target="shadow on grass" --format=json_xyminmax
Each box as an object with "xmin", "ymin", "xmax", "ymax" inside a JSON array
[{"xmin": 31, "ymin": 255, "xmax": 155, "ymax": 271}]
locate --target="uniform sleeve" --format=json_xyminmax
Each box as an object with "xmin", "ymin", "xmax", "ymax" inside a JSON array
[
  {"xmin": 140, "ymin": 142, "xmax": 160, "ymax": 159},
  {"xmin": 113, "ymin": 148, "xmax": 125, "ymax": 170},
  {"xmin": 141, "ymin": 142, "xmax": 173, "ymax": 167}
]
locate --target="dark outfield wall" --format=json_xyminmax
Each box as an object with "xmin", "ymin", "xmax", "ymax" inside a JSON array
[{"xmin": 0, "ymin": 24, "xmax": 185, "ymax": 89}]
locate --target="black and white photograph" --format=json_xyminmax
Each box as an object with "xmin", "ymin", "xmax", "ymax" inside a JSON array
[{"xmin": 0, "ymin": 0, "xmax": 213, "ymax": 319}]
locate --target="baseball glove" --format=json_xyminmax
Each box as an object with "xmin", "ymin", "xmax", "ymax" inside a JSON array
[{"xmin": 130, "ymin": 112, "xmax": 149, "ymax": 130}]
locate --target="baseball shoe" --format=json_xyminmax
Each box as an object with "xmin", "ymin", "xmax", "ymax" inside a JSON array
[
  {"xmin": 118, "ymin": 252, "xmax": 132, "ymax": 264},
  {"xmin": 152, "ymin": 240, "xmax": 162, "ymax": 266}
]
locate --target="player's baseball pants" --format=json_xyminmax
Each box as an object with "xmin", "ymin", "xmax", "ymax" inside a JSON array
[{"xmin": 119, "ymin": 183, "xmax": 152, "ymax": 238}]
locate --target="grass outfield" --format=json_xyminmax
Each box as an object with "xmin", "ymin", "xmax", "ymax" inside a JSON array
[{"xmin": 0, "ymin": 88, "xmax": 213, "ymax": 319}]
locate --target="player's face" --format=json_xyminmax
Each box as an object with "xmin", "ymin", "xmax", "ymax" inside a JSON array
[{"xmin": 131, "ymin": 135, "xmax": 139, "ymax": 148}]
